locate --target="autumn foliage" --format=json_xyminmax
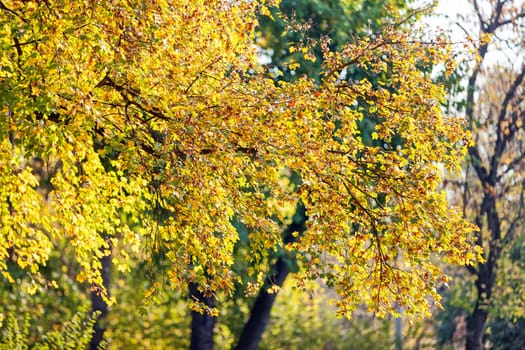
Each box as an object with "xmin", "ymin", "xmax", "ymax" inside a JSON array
[{"xmin": 1, "ymin": 0, "xmax": 479, "ymax": 321}]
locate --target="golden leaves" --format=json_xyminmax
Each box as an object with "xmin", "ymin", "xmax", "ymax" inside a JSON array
[{"xmin": 0, "ymin": 0, "xmax": 480, "ymax": 319}]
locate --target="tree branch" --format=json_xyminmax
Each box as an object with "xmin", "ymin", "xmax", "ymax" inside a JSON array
[
  {"xmin": 490, "ymin": 63, "xmax": 525, "ymax": 179},
  {"xmin": 0, "ymin": 1, "xmax": 29, "ymax": 24}
]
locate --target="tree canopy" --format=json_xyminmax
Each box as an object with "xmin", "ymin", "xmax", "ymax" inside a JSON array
[{"xmin": 1, "ymin": 0, "xmax": 480, "ymax": 324}]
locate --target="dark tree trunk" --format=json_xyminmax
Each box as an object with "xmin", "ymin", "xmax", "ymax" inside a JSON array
[
  {"xmin": 234, "ymin": 207, "xmax": 307, "ymax": 350},
  {"xmin": 90, "ymin": 251, "xmax": 112, "ymax": 350},
  {"xmin": 233, "ymin": 256, "xmax": 290, "ymax": 350},
  {"xmin": 466, "ymin": 303, "xmax": 488, "ymax": 350},
  {"xmin": 466, "ymin": 268, "xmax": 493, "ymax": 350},
  {"xmin": 465, "ymin": 195, "xmax": 499, "ymax": 350},
  {"xmin": 189, "ymin": 282, "xmax": 216, "ymax": 350}
]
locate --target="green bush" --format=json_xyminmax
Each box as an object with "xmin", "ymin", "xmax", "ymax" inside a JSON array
[{"xmin": 0, "ymin": 308, "xmax": 104, "ymax": 350}]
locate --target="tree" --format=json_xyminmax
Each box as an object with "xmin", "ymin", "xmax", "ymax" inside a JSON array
[
  {"xmin": 1, "ymin": 0, "xmax": 479, "ymax": 348},
  {"xmin": 232, "ymin": 2, "xmax": 424, "ymax": 348},
  {"xmin": 440, "ymin": 0, "xmax": 525, "ymax": 348}
]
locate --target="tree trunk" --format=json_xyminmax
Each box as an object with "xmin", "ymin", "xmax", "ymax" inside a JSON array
[
  {"xmin": 466, "ymin": 273, "xmax": 492, "ymax": 350},
  {"xmin": 395, "ymin": 314, "xmax": 403, "ymax": 350},
  {"xmin": 234, "ymin": 207, "xmax": 307, "ymax": 350},
  {"xmin": 233, "ymin": 256, "xmax": 290, "ymax": 350},
  {"xmin": 189, "ymin": 282, "xmax": 216, "ymax": 350},
  {"xmin": 465, "ymin": 194, "xmax": 500, "ymax": 350},
  {"xmin": 90, "ymin": 252, "xmax": 112, "ymax": 350},
  {"xmin": 466, "ymin": 302, "xmax": 488, "ymax": 350},
  {"xmin": 466, "ymin": 261, "xmax": 495, "ymax": 350}
]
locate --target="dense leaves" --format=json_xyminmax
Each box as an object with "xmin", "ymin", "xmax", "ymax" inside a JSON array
[{"xmin": 0, "ymin": 0, "xmax": 479, "ymax": 324}]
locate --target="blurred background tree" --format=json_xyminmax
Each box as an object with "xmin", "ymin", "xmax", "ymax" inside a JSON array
[{"xmin": 432, "ymin": 0, "xmax": 525, "ymax": 349}]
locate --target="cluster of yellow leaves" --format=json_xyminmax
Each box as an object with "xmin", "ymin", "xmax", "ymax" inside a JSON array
[
  {"xmin": 0, "ymin": 0, "xmax": 480, "ymax": 317},
  {"xmin": 0, "ymin": 139, "xmax": 53, "ymax": 281}
]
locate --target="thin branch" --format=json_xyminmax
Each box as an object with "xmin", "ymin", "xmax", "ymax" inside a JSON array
[
  {"xmin": 495, "ymin": 2, "xmax": 525, "ymax": 28},
  {"xmin": 490, "ymin": 0, "xmax": 506, "ymax": 30},
  {"xmin": 0, "ymin": 0, "xmax": 29, "ymax": 24},
  {"xmin": 183, "ymin": 57, "xmax": 223, "ymax": 95},
  {"xmin": 473, "ymin": 0, "xmax": 488, "ymax": 32},
  {"xmin": 497, "ymin": 152, "xmax": 525, "ymax": 181},
  {"xmin": 96, "ymin": 75, "xmax": 172, "ymax": 122},
  {"xmin": 462, "ymin": 165, "xmax": 471, "ymax": 218},
  {"xmin": 501, "ymin": 211, "xmax": 524, "ymax": 247},
  {"xmin": 490, "ymin": 63, "xmax": 525, "ymax": 178},
  {"xmin": 455, "ymin": 21, "xmax": 474, "ymax": 38},
  {"xmin": 466, "ymin": 263, "xmax": 478, "ymax": 275},
  {"xmin": 468, "ymin": 146, "xmax": 490, "ymax": 183}
]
